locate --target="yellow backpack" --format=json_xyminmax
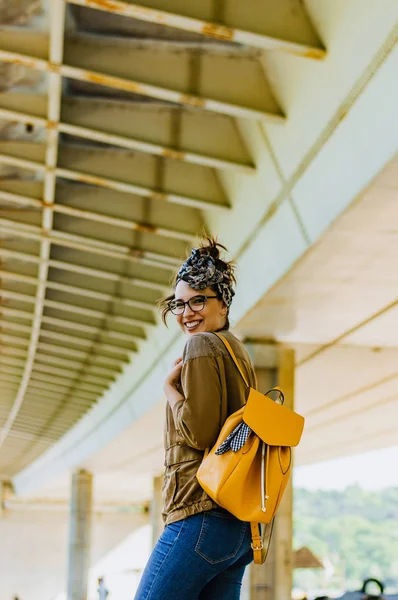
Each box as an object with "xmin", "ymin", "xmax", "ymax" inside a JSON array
[{"xmin": 197, "ymin": 332, "xmax": 305, "ymax": 564}]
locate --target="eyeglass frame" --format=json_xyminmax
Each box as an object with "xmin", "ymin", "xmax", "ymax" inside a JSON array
[{"xmin": 168, "ymin": 294, "xmax": 219, "ymax": 315}]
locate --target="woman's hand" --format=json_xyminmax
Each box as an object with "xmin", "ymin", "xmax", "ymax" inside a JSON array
[
  {"xmin": 164, "ymin": 357, "xmax": 183, "ymax": 391},
  {"xmin": 164, "ymin": 357, "xmax": 184, "ymax": 408}
]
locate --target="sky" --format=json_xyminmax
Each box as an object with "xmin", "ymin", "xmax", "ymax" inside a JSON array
[{"xmin": 293, "ymin": 445, "xmax": 398, "ymax": 490}]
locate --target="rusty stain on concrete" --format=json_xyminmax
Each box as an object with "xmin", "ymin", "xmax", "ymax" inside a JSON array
[
  {"xmin": 135, "ymin": 222, "xmax": 157, "ymax": 234},
  {"xmin": 282, "ymin": 46, "xmax": 325, "ymax": 60},
  {"xmin": 48, "ymin": 61, "xmax": 60, "ymax": 73},
  {"xmin": 179, "ymin": 94, "xmax": 205, "ymax": 108},
  {"xmin": 10, "ymin": 56, "xmax": 41, "ymax": 71},
  {"xmin": 74, "ymin": 172, "xmax": 104, "ymax": 186},
  {"xmin": 77, "ymin": 0, "xmax": 166, "ymax": 23},
  {"xmin": 131, "ymin": 5, "xmax": 166, "ymax": 24},
  {"xmin": 304, "ymin": 47, "xmax": 326, "ymax": 60},
  {"xmin": 85, "ymin": 71, "xmax": 144, "ymax": 95},
  {"xmin": 151, "ymin": 191, "xmax": 167, "ymax": 202},
  {"xmin": 85, "ymin": 0, "xmax": 122, "ymax": 10},
  {"xmin": 162, "ymin": 148, "xmax": 185, "ymax": 161},
  {"xmin": 202, "ymin": 23, "xmax": 234, "ymax": 41}
]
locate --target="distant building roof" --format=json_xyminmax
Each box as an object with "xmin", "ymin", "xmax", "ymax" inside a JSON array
[{"xmin": 293, "ymin": 547, "xmax": 324, "ymax": 569}]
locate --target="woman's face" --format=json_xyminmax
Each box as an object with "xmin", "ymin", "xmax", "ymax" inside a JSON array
[{"xmin": 174, "ymin": 280, "xmax": 227, "ymax": 336}]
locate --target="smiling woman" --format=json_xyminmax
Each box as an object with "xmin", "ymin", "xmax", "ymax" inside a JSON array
[
  {"xmin": 160, "ymin": 236, "xmax": 236, "ymax": 333},
  {"xmin": 170, "ymin": 289, "xmax": 221, "ymax": 334},
  {"xmin": 134, "ymin": 238, "xmax": 257, "ymax": 600},
  {"xmin": 173, "ymin": 285, "xmax": 226, "ymax": 334}
]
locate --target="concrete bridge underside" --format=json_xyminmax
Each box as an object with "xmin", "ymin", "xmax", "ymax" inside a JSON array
[{"xmin": 0, "ymin": 1, "xmax": 397, "ymax": 598}]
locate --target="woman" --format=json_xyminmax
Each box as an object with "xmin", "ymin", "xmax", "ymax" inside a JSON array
[{"xmin": 135, "ymin": 238, "xmax": 257, "ymax": 600}]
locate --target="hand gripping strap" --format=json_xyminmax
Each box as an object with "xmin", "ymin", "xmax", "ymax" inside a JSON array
[{"xmin": 213, "ymin": 332, "xmax": 249, "ymax": 387}]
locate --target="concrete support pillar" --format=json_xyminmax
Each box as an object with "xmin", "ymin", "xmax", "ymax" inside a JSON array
[
  {"xmin": 67, "ymin": 469, "xmax": 93, "ymax": 600},
  {"xmin": 0, "ymin": 480, "xmax": 13, "ymax": 517},
  {"xmin": 150, "ymin": 474, "xmax": 164, "ymax": 548},
  {"xmin": 274, "ymin": 348, "xmax": 294, "ymax": 600},
  {"xmin": 245, "ymin": 344, "xmax": 295, "ymax": 600},
  {"xmin": 0, "ymin": 480, "xmax": 6, "ymax": 517}
]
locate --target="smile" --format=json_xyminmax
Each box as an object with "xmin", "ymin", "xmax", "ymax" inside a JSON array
[{"xmin": 184, "ymin": 320, "xmax": 202, "ymax": 331}]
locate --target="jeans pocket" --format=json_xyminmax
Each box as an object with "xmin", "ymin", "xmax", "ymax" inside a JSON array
[{"xmin": 194, "ymin": 511, "xmax": 248, "ymax": 565}]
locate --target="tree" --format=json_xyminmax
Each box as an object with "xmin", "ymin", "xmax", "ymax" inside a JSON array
[{"xmin": 293, "ymin": 486, "xmax": 398, "ymax": 593}]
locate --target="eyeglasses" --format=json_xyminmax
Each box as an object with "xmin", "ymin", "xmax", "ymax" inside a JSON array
[{"xmin": 168, "ymin": 294, "xmax": 218, "ymax": 315}]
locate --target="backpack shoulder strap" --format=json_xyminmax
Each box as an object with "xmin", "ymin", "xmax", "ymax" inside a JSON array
[{"xmin": 213, "ymin": 332, "xmax": 249, "ymax": 387}]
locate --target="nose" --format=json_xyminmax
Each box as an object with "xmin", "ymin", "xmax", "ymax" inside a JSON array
[{"xmin": 183, "ymin": 302, "xmax": 195, "ymax": 316}]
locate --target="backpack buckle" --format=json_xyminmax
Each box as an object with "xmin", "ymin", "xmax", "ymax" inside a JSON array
[{"xmin": 251, "ymin": 540, "xmax": 263, "ymax": 551}]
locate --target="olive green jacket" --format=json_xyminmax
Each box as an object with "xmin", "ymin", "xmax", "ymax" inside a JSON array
[{"xmin": 162, "ymin": 330, "xmax": 257, "ymax": 525}]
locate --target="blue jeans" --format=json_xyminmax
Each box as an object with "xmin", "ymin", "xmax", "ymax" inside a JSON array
[{"xmin": 134, "ymin": 509, "xmax": 253, "ymax": 600}]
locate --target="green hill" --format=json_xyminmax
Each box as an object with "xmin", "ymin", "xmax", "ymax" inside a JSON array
[{"xmin": 293, "ymin": 486, "xmax": 398, "ymax": 593}]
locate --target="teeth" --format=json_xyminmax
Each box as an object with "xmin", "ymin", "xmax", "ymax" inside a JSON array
[{"xmin": 186, "ymin": 321, "xmax": 200, "ymax": 329}]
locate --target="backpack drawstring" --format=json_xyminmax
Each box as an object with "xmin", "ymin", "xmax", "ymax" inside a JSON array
[{"xmin": 261, "ymin": 442, "xmax": 270, "ymax": 512}]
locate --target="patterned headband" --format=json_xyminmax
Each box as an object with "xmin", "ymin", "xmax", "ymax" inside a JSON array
[{"xmin": 176, "ymin": 248, "xmax": 235, "ymax": 307}]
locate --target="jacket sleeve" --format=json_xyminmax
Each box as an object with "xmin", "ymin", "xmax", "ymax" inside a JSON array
[{"xmin": 170, "ymin": 354, "xmax": 222, "ymax": 451}]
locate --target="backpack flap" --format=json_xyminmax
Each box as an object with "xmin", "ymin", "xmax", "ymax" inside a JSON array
[{"xmin": 243, "ymin": 387, "xmax": 305, "ymax": 447}]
